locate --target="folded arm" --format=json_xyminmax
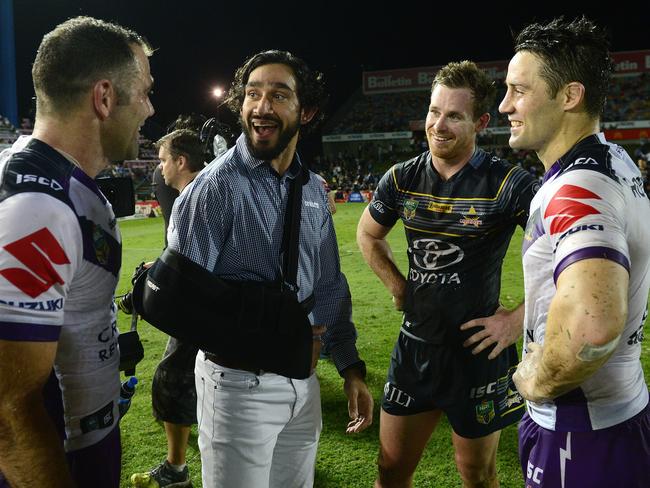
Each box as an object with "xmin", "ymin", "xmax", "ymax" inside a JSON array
[{"xmin": 514, "ymin": 258, "xmax": 628, "ymax": 402}]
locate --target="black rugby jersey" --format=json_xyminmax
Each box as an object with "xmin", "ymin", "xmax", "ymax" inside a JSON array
[{"xmin": 369, "ymin": 148, "xmax": 538, "ymax": 344}]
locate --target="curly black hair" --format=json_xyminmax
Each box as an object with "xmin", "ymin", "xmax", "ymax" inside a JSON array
[
  {"xmin": 514, "ymin": 16, "xmax": 613, "ymax": 118},
  {"xmin": 225, "ymin": 50, "xmax": 328, "ymax": 134}
]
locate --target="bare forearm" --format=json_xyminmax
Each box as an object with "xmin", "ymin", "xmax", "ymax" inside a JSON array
[
  {"xmin": 519, "ymin": 260, "xmax": 627, "ymax": 401},
  {"xmin": 0, "ymin": 402, "xmax": 75, "ymax": 487},
  {"xmin": 520, "ymin": 339, "xmax": 615, "ymax": 402},
  {"xmin": 535, "ymin": 303, "xmax": 620, "ymax": 399},
  {"xmin": 357, "ymin": 233, "xmax": 405, "ymax": 296}
]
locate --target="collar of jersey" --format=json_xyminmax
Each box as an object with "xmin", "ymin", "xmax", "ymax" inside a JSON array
[{"xmin": 543, "ymin": 132, "xmax": 604, "ymax": 184}]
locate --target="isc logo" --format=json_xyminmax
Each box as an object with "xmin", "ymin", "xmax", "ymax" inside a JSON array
[
  {"xmin": 469, "ymin": 382, "xmax": 496, "ymax": 399},
  {"xmin": 16, "ymin": 174, "xmax": 63, "ymax": 191},
  {"xmin": 527, "ymin": 461, "xmax": 543, "ymax": 484}
]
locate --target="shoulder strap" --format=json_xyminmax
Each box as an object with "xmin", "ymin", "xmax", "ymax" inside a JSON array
[{"xmin": 281, "ymin": 166, "xmax": 305, "ymax": 292}]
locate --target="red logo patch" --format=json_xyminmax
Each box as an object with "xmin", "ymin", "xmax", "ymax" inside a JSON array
[
  {"xmin": 0, "ymin": 228, "xmax": 70, "ymax": 298},
  {"xmin": 544, "ymin": 184, "xmax": 601, "ymax": 235}
]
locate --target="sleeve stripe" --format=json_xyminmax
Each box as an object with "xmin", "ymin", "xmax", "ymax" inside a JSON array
[
  {"xmin": 0, "ymin": 322, "xmax": 61, "ymax": 342},
  {"xmin": 553, "ymin": 246, "xmax": 630, "ymax": 284}
]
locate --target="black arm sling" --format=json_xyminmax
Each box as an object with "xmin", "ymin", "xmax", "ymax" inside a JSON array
[{"xmin": 132, "ymin": 166, "xmax": 314, "ymax": 378}]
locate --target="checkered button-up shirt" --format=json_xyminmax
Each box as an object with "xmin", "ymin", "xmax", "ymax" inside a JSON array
[{"xmin": 167, "ymin": 134, "xmax": 361, "ymax": 373}]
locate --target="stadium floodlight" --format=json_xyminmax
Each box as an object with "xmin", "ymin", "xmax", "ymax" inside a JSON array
[{"xmin": 211, "ymin": 86, "xmax": 226, "ymax": 122}]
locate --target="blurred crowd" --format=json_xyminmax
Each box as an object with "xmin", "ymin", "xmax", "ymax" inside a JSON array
[
  {"xmin": 330, "ymin": 73, "xmax": 650, "ymax": 135},
  {"xmin": 2, "ymin": 70, "xmax": 649, "ymax": 197}
]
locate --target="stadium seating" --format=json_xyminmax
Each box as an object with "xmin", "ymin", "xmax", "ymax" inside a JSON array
[
  {"xmin": 329, "ymin": 73, "xmax": 650, "ymax": 136},
  {"xmin": 319, "ymin": 71, "xmax": 650, "ymax": 190}
]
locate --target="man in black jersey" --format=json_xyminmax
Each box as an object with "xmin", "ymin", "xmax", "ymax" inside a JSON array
[{"xmin": 357, "ymin": 61, "xmax": 538, "ymax": 487}]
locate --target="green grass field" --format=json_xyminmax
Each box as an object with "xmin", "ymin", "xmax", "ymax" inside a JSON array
[{"xmin": 117, "ymin": 203, "xmax": 650, "ymax": 488}]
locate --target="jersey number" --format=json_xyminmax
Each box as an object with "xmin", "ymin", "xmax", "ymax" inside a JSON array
[{"xmin": 0, "ymin": 228, "xmax": 70, "ymax": 298}]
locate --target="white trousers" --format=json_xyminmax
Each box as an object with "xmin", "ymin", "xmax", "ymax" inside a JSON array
[{"xmin": 195, "ymin": 351, "xmax": 322, "ymax": 488}]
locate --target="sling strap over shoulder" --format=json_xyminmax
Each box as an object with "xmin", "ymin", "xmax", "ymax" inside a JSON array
[{"xmin": 132, "ymin": 164, "xmax": 314, "ymax": 378}]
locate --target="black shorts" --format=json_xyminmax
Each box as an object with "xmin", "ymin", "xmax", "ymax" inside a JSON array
[
  {"xmin": 151, "ymin": 337, "xmax": 198, "ymax": 425},
  {"xmin": 382, "ymin": 331, "xmax": 525, "ymax": 438}
]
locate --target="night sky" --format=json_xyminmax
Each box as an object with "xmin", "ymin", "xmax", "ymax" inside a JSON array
[{"xmin": 11, "ymin": 1, "xmax": 650, "ymax": 143}]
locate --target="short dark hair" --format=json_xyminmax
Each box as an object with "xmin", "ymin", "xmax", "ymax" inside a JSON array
[
  {"xmin": 155, "ymin": 129, "xmax": 205, "ymax": 172},
  {"xmin": 225, "ymin": 50, "xmax": 328, "ymax": 134},
  {"xmin": 432, "ymin": 60, "xmax": 496, "ymax": 120},
  {"xmin": 514, "ymin": 16, "xmax": 613, "ymax": 118},
  {"xmin": 32, "ymin": 16, "xmax": 152, "ymax": 114}
]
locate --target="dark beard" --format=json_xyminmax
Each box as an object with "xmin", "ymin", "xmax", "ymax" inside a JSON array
[{"xmin": 241, "ymin": 115, "xmax": 300, "ymax": 160}]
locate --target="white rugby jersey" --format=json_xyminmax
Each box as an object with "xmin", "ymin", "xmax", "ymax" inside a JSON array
[
  {"xmin": 522, "ymin": 133, "xmax": 650, "ymax": 431},
  {"xmin": 0, "ymin": 137, "xmax": 122, "ymax": 451}
]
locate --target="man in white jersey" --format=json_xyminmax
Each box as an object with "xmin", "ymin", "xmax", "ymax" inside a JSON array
[
  {"xmin": 0, "ymin": 17, "xmax": 154, "ymax": 488},
  {"xmin": 499, "ymin": 16, "xmax": 650, "ymax": 488}
]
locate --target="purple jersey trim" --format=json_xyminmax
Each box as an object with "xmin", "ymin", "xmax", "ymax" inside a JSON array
[
  {"xmin": 554, "ymin": 246, "xmax": 630, "ymax": 284},
  {"xmin": 0, "ymin": 321, "xmax": 61, "ymax": 341},
  {"xmin": 542, "ymin": 161, "xmax": 562, "ymax": 183},
  {"xmin": 72, "ymin": 167, "xmax": 107, "ymax": 204}
]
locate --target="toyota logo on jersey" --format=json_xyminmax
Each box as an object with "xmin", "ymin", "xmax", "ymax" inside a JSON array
[{"xmin": 410, "ymin": 238, "xmax": 464, "ymax": 270}]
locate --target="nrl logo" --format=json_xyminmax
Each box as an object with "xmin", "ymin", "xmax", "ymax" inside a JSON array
[
  {"xmin": 92, "ymin": 225, "xmax": 110, "ymax": 265},
  {"xmin": 460, "ymin": 206, "xmax": 482, "ymax": 228},
  {"xmin": 403, "ymin": 199, "xmax": 419, "ymax": 220},
  {"xmin": 476, "ymin": 400, "xmax": 495, "ymax": 425}
]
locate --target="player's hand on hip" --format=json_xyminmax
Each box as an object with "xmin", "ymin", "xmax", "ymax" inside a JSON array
[{"xmin": 460, "ymin": 306, "xmax": 523, "ymax": 359}]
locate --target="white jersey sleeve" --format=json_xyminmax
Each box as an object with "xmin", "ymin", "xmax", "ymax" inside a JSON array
[
  {"xmin": 542, "ymin": 169, "xmax": 629, "ymax": 283},
  {"xmin": 0, "ymin": 189, "xmax": 81, "ymax": 340}
]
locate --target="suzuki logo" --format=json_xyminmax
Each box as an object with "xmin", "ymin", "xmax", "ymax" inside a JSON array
[
  {"xmin": 0, "ymin": 228, "xmax": 70, "ymax": 298},
  {"xmin": 410, "ymin": 238, "xmax": 464, "ymax": 271},
  {"xmin": 544, "ymin": 184, "xmax": 601, "ymax": 235}
]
